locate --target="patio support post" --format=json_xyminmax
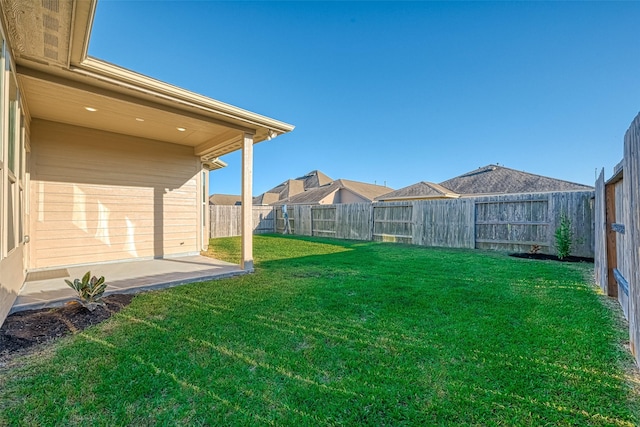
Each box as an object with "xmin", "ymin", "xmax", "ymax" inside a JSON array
[{"xmin": 241, "ymin": 132, "xmax": 254, "ymax": 272}]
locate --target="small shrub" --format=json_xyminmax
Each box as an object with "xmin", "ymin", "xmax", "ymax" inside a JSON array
[
  {"xmin": 65, "ymin": 271, "xmax": 107, "ymax": 311},
  {"xmin": 554, "ymin": 214, "xmax": 573, "ymax": 260},
  {"xmin": 528, "ymin": 244, "xmax": 541, "ymax": 254}
]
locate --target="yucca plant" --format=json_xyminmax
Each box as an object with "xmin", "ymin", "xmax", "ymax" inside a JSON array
[{"xmin": 65, "ymin": 271, "xmax": 107, "ymax": 311}]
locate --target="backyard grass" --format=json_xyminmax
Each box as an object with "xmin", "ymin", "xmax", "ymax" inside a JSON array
[{"xmin": 1, "ymin": 235, "xmax": 638, "ymax": 426}]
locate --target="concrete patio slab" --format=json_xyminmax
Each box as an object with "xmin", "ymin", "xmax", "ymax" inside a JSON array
[{"xmin": 10, "ymin": 255, "xmax": 246, "ymax": 314}]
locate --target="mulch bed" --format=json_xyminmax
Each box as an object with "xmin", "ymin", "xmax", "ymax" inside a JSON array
[
  {"xmin": 509, "ymin": 253, "xmax": 594, "ymax": 263},
  {"xmin": 0, "ymin": 294, "xmax": 134, "ymax": 363}
]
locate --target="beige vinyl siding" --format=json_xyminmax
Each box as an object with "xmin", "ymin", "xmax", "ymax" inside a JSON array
[
  {"xmin": 0, "ymin": 245, "xmax": 26, "ymax": 326},
  {"xmin": 30, "ymin": 119, "xmax": 201, "ymax": 269}
]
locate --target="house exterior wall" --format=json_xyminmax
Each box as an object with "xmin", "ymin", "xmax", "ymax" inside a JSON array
[
  {"xmin": 0, "ymin": 34, "xmax": 29, "ymax": 325},
  {"xmin": 29, "ymin": 119, "xmax": 203, "ymax": 269},
  {"xmin": 338, "ymin": 189, "xmax": 370, "ymax": 204}
]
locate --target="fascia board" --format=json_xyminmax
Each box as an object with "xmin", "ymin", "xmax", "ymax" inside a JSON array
[{"xmin": 68, "ymin": 0, "xmax": 97, "ymax": 66}]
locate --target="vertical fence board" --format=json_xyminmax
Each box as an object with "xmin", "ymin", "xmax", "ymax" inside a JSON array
[
  {"xmin": 594, "ymin": 170, "xmax": 607, "ymax": 294},
  {"xmin": 614, "ymin": 180, "xmax": 629, "ymax": 317},
  {"xmin": 624, "ymin": 113, "xmax": 640, "ymax": 363}
]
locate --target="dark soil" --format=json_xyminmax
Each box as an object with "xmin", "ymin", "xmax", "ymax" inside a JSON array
[
  {"xmin": 0, "ymin": 294, "xmax": 133, "ymax": 363},
  {"xmin": 509, "ymin": 253, "xmax": 594, "ymax": 263}
]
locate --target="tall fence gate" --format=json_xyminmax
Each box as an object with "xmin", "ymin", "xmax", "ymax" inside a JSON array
[{"xmin": 595, "ymin": 112, "xmax": 640, "ymax": 365}]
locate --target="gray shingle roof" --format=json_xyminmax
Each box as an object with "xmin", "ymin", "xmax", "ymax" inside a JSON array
[
  {"xmin": 439, "ymin": 165, "xmax": 593, "ymax": 195},
  {"xmin": 296, "ymin": 170, "xmax": 333, "ymax": 189},
  {"xmin": 253, "ymin": 170, "xmax": 333, "ymax": 205},
  {"xmin": 376, "ymin": 182, "xmax": 458, "ymax": 201}
]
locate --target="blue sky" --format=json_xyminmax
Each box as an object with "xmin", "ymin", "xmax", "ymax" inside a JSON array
[{"xmin": 89, "ymin": 1, "xmax": 640, "ymax": 196}]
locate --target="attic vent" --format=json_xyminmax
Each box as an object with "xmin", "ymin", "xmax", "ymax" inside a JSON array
[
  {"xmin": 42, "ymin": 0, "xmax": 59, "ymax": 12},
  {"xmin": 42, "ymin": 14, "xmax": 59, "ymax": 31},
  {"xmin": 43, "ymin": 32, "xmax": 58, "ymax": 47},
  {"xmin": 44, "ymin": 47, "xmax": 58, "ymax": 60}
]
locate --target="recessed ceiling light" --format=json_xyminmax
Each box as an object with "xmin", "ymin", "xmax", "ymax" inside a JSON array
[
  {"xmin": 84, "ymin": 107, "xmax": 97, "ymax": 112},
  {"xmin": 176, "ymin": 127, "xmax": 186, "ymax": 132},
  {"xmin": 135, "ymin": 118, "xmax": 145, "ymax": 122}
]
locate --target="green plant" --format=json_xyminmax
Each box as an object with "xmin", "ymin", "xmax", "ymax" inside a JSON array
[
  {"xmin": 64, "ymin": 271, "xmax": 107, "ymax": 311},
  {"xmin": 554, "ymin": 214, "xmax": 573, "ymax": 260}
]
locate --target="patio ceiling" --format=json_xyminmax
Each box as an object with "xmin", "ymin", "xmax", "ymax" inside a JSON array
[{"xmin": 19, "ymin": 68, "xmax": 240, "ymax": 152}]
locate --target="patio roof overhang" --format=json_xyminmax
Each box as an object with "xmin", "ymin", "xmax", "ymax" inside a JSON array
[{"xmin": 2, "ymin": 0, "xmax": 294, "ymax": 158}]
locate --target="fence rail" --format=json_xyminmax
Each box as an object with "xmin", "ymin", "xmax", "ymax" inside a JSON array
[{"xmin": 211, "ymin": 190, "xmax": 594, "ymax": 257}]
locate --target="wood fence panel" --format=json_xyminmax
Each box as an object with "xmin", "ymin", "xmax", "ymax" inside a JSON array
[
  {"xmin": 210, "ymin": 206, "xmax": 275, "ymax": 237},
  {"xmin": 336, "ymin": 203, "xmax": 371, "ymax": 240},
  {"xmin": 624, "ymin": 113, "xmax": 640, "ymax": 363},
  {"xmin": 474, "ymin": 194, "xmax": 551, "ymax": 253},
  {"xmin": 210, "ymin": 205, "xmax": 241, "ymax": 238},
  {"xmin": 294, "ymin": 205, "xmax": 313, "ymax": 236},
  {"xmin": 593, "ymin": 170, "xmax": 607, "ymax": 294},
  {"xmin": 253, "ymin": 206, "xmax": 275, "ymax": 234},
  {"xmin": 372, "ymin": 203, "xmax": 412, "ymax": 243},
  {"xmin": 547, "ymin": 191, "xmax": 595, "ymax": 258},
  {"xmin": 312, "ymin": 206, "xmax": 337, "ymax": 237},
  {"xmin": 413, "ymin": 199, "xmax": 475, "ymax": 248}
]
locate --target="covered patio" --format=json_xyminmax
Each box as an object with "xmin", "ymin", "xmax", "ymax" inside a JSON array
[
  {"xmin": 0, "ymin": 0, "xmax": 293, "ymax": 327},
  {"xmin": 10, "ymin": 255, "xmax": 245, "ymax": 314}
]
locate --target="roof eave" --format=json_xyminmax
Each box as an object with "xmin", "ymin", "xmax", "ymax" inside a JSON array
[{"xmin": 72, "ymin": 57, "xmax": 295, "ymax": 137}]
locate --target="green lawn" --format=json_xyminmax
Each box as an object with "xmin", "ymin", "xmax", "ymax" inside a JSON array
[{"xmin": 1, "ymin": 235, "xmax": 638, "ymax": 426}]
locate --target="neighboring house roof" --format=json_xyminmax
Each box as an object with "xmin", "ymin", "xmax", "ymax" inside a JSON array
[
  {"xmin": 254, "ymin": 192, "xmax": 281, "ymax": 206},
  {"xmin": 253, "ymin": 170, "xmax": 333, "ymax": 205},
  {"xmin": 209, "ymin": 194, "xmax": 242, "ymax": 205},
  {"xmin": 376, "ymin": 182, "xmax": 459, "ymax": 202},
  {"xmin": 2, "ymin": 0, "xmax": 294, "ymax": 162},
  {"xmin": 275, "ymin": 179, "xmax": 393, "ymax": 205},
  {"xmin": 339, "ymin": 179, "xmax": 394, "ymax": 201},
  {"xmin": 439, "ymin": 165, "xmax": 594, "ymax": 196},
  {"xmin": 298, "ymin": 170, "xmax": 334, "ymax": 189}
]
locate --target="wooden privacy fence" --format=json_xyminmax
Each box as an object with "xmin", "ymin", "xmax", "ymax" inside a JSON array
[
  {"xmin": 595, "ymin": 112, "xmax": 640, "ymax": 366},
  {"xmin": 211, "ymin": 191, "xmax": 594, "ymax": 257},
  {"xmin": 209, "ymin": 205, "xmax": 275, "ymax": 238}
]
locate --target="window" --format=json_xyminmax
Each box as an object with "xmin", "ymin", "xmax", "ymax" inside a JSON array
[{"xmin": 2, "ymin": 43, "xmax": 22, "ymax": 255}]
